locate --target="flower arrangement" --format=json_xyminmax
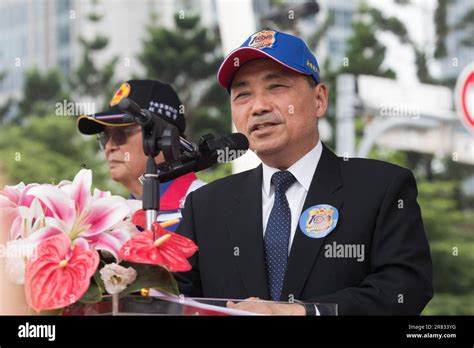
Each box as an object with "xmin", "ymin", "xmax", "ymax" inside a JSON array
[{"xmin": 0, "ymin": 169, "xmax": 198, "ymax": 313}]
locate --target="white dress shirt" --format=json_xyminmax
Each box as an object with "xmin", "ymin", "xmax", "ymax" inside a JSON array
[{"xmin": 261, "ymin": 140, "xmax": 323, "ymax": 254}]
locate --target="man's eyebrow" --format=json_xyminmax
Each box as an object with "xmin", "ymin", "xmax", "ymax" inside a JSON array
[
  {"xmin": 231, "ymin": 80, "xmax": 248, "ymax": 90},
  {"xmin": 231, "ymin": 72, "xmax": 289, "ymax": 90},
  {"xmin": 262, "ymin": 72, "xmax": 288, "ymax": 82}
]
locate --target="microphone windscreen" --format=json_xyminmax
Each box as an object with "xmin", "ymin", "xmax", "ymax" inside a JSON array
[{"xmin": 222, "ymin": 133, "xmax": 249, "ymax": 151}]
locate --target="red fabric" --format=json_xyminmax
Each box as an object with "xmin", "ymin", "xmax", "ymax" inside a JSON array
[{"xmin": 160, "ymin": 172, "xmax": 197, "ymax": 211}]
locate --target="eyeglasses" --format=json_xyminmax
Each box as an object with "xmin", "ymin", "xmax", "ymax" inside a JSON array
[{"xmin": 97, "ymin": 127, "xmax": 141, "ymax": 149}]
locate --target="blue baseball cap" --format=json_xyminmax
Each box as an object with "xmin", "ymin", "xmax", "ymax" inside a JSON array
[{"xmin": 217, "ymin": 30, "xmax": 321, "ymax": 90}]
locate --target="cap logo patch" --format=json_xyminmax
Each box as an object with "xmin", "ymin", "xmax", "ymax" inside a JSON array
[
  {"xmin": 149, "ymin": 101, "xmax": 178, "ymax": 121},
  {"xmin": 109, "ymin": 82, "xmax": 131, "ymax": 107},
  {"xmin": 249, "ymin": 30, "xmax": 276, "ymax": 49},
  {"xmin": 306, "ymin": 60, "xmax": 319, "ymax": 73}
]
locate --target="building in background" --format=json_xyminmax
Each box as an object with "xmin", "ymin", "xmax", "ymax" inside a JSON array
[
  {"xmin": 315, "ymin": 0, "xmax": 356, "ymax": 72},
  {"xmin": 0, "ymin": 0, "xmax": 74, "ymax": 102},
  {"xmin": 0, "ymin": 0, "xmax": 221, "ymax": 105},
  {"xmin": 438, "ymin": 0, "xmax": 474, "ymax": 80}
]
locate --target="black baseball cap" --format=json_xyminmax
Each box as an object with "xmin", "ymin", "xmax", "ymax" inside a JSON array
[{"xmin": 77, "ymin": 79, "xmax": 186, "ymax": 135}]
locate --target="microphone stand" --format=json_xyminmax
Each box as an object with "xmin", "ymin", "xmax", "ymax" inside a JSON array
[{"xmin": 118, "ymin": 97, "xmax": 181, "ymax": 239}]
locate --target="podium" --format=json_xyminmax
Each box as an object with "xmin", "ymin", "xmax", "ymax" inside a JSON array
[{"xmin": 62, "ymin": 293, "xmax": 338, "ymax": 316}]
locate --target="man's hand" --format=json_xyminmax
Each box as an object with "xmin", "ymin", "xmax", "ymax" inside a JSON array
[{"xmin": 226, "ymin": 297, "xmax": 306, "ymax": 315}]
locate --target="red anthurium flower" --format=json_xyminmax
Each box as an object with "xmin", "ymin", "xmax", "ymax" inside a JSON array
[
  {"xmin": 119, "ymin": 222, "xmax": 198, "ymax": 272},
  {"xmin": 25, "ymin": 233, "xmax": 99, "ymax": 312},
  {"xmin": 131, "ymin": 209, "xmax": 146, "ymax": 229}
]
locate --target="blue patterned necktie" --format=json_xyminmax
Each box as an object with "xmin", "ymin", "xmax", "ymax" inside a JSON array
[{"xmin": 264, "ymin": 170, "xmax": 296, "ymax": 301}]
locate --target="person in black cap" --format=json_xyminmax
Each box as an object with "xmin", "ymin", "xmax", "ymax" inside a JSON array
[{"xmin": 77, "ymin": 79, "xmax": 205, "ymax": 231}]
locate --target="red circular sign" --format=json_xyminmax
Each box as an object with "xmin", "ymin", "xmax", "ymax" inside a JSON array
[{"xmin": 456, "ymin": 62, "xmax": 474, "ymax": 134}]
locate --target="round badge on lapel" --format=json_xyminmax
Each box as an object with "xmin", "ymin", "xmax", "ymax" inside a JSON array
[{"xmin": 299, "ymin": 204, "xmax": 339, "ymax": 239}]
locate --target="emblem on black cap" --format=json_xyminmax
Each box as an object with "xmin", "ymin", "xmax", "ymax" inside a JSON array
[{"xmin": 109, "ymin": 82, "xmax": 131, "ymax": 107}]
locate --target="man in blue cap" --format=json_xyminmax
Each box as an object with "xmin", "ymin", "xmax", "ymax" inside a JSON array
[{"xmin": 175, "ymin": 30, "xmax": 433, "ymax": 315}]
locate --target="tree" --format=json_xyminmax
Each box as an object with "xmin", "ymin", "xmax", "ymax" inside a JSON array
[
  {"xmin": 0, "ymin": 114, "xmax": 122, "ymax": 195},
  {"xmin": 0, "ymin": 70, "xmax": 15, "ymax": 124},
  {"xmin": 138, "ymin": 13, "xmax": 229, "ymax": 142},
  {"xmin": 70, "ymin": 0, "xmax": 118, "ymax": 108},
  {"xmin": 340, "ymin": 3, "xmax": 414, "ymax": 78},
  {"xmin": 17, "ymin": 68, "xmax": 69, "ymax": 119},
  {"xmin": 455, "ymin": 8, "xmax": 474, "ymax": 47},
  {"xmin": 341, "ymin": 21, "xmax": 396, "ymax": 78},
  {"xmin": 314, "ymin": 4, "xmax": 405, "ymax": 147},
  {"xmin": 417, "ymin": 180, "xmax": 474, "ymax": 314},
  {"xmin": 434, "ymin": 0, "xmax": 448, "ymax": 58},
  {"xmin": 262, "ymin": 0, "xmax": 320, "ymax": 34}
]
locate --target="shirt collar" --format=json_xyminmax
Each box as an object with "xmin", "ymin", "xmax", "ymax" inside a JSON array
[{"xmin": 262, "ymin": 140, "xmax": 323, "ymax": 196}]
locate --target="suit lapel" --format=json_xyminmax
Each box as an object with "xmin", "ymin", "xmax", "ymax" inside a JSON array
[
  {"xmin": 281, "ymin": 143, "xmax": 344, "ymax": 301},
  {"xmin": 226, "ymin": 165, "xmax": 269, "ymax": 299}
]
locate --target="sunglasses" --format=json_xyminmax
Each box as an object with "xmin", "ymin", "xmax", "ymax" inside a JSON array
[{"xmin": 97, "ymin": 126, "xmax": 141, "ymax": 149}]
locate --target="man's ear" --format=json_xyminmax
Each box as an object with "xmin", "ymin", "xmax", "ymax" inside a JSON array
[{"xmin": 314, "ymin": 83, "xmax": 328, "ymax": 119}]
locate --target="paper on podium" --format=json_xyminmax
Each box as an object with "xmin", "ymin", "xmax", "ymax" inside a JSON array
[{"xmin": 150, "ymin": 290, "xmax": 262, "ymax": 316}]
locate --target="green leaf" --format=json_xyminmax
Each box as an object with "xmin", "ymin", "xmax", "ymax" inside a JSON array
[
  {"xmin": 39, "ymin": 308, "xmax": 64, "ymax": 316},
  {"xmin": 78, "ymin": 258, "xmax": 109, "ymax": 304},
  {"xmin": 94, "ymin": 259, "xmax": 108, "ymax": 293},
  {"xmin": 119, "ymin": 262, "xmax": 179, "ymax": 296},
  {"xmin": 79, "ymin": 278, "xmax": 103, "ymax": 303}
]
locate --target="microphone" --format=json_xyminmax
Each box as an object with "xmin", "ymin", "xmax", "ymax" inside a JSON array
[
  {"xmin": 155, "ymin": 132, "xmax": 249, "ymax": 183},
  {"xmin": 118, "ymin": 97, "xmax": 198, "ymax": 154}
]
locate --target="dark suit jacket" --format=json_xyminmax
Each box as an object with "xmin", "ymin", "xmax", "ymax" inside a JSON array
[{"xmin": 175, "ymin": 143, "xmax": 433, "ymax": 315}]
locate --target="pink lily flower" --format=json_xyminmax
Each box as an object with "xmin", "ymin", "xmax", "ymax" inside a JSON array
[
  {"xmin": 0, "ymin": 182, "xmax": 48, "ymax": 242},
  {"xmin": 20, "ymin": 169, "xmax": 140, "ymax": 260}
]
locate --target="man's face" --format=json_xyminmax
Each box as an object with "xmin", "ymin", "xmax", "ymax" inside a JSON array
[
  {"xmin": 102, "ymin": 125, "xmax": 148, "ymax": 185},
  {"xmin": 230, "ymin": 59, "xmax": 327, "ymax": 167}
]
